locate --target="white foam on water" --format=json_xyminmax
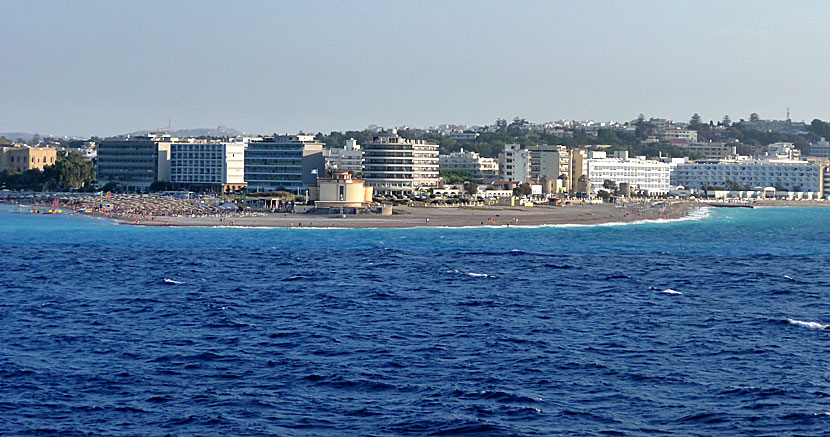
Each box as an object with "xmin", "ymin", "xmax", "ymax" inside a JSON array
[
  {"xmin": 661, "ymin": 289, "xmax": 683, "ymax": 295},
  {"xmin": 466, "ymin": 272, "xmax": 490, "ymax": 278},
  {"xmin": 449, "ymin": 269, "xmax": 495, "ymax": 278},
  {"xmin": 492, "ymin": 207, "xmax": 713, "ymax": 229},
  {"xmin": 787, "ymin": 319, "xmax": 829, "ymax": 330},
  {"xmin": 162, "ymin": 278, "xmax": 183, "ymax": 285}
]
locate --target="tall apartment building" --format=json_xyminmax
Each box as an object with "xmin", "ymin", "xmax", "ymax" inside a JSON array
[
  {"xmin": 672, "ymin": 158, "xmax": 824, "ymax": 194},
  {"xmin": 438, "ymin": 148, "xmax": 498, "ymax": 177},
  {"xmin": 1, "ymin": 146, "xmax": 57, "ymax": 173},
  {"xmin": 570, "ymin": 149, "xmax": 589, "ymax": 193},
  {"xmin": 362, "ymin": 129, "xmax": 439, "ymax": 194},
  {"xmin": 96, "ymin": 135, "xmax": 170, "ymax": 190},
  {"xmin": 324, "ymin": 138, "xmax": 363, "ymax": 174},
  {"xmin": 170, "ymin": 139, "xmax": 247, "ymax": 192},
  {"xmin": 586, "ymin": 151, "xmax": 671, "ymax": 195},
  {"xmin": 244, "ymin": 135, "xmax": 325, "ymax": 192},
  {"xmin": 498, "ymin": 143, "xmax": 531, "ymax": 183},
  {"xmin": 528, "ymin": 144, "xmax": 569, "ymax": 182}
]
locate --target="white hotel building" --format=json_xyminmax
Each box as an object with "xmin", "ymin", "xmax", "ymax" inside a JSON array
[
  {"xmin": 362, "ymin": 129, "xmax": 439, "ymax": 194},
  {"xmin": 499, "ymin": 143, "xmax": 531, "ymax": 183},
  {"xmin": 672, "ymin": 158, "xmax": 825, "ymax": 194},
  {"xmin": 439, "ymin": 148, "xmax": 498, "ymax": 177},
  {"xmin": 170, "ymin": 139, "xmax": 247, "ymax": 192},
  {"xmin": 586, "ymin": 151, "xmax": 671, "ymax": 194}
]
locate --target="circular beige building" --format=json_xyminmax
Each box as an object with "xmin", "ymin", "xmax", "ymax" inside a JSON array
[{"xmin": 309, "ymin": 172, "xmax": 373, "ymax": 210}]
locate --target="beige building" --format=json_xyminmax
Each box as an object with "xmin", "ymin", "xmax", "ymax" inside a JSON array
[
  {"xmin": 1, "ymin": 146, "xmax": 57, "ymax": 173},
  {"xmin": 309, "ymin": 172, "xmax": 374, "ymax": 209},
  {"xmin": 570, "ymin": 149, "xmax": 589, "ymax": 192},
  {"xmin": 528, "ymin": 144, "xmax": 569, "ymax": 184}
]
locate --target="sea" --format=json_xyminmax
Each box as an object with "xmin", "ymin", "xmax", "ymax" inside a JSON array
[{"xmin": 1, "ymin": 204, "xmax": 830, "ymax": 436}]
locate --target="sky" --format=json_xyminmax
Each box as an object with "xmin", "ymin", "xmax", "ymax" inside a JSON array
[{"xmin": 2, "ymin": 0, "xmax": 830, "ymax": 137}]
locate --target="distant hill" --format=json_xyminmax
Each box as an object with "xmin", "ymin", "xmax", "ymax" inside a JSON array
[
  {"xmin": 124, "ymin": 125, "xmax": 243, "ymax": 138},
  {"xmin": 0, "ymin": 132, "xmax": 37, "ymax": 142}
]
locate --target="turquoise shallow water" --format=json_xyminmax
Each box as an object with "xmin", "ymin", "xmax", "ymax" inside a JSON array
[{"xmin": 1, "ymin": 205, "xmax": 829, "ymax": 435}]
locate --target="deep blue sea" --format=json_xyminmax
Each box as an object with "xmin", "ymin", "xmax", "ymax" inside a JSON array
[{"xmin": 1, "ymin": 205, "xmax": 830, "ymax": 436}]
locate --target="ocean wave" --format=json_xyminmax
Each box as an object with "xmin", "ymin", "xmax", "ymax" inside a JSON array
[
  {"xmin": 786, "ymin": 319, "xmax": 829, "ymax": 330},
  {"xmin": 448, "ymin": 269, "xmax": 497, "ymax": 278},
  {"xmin": 162, "ymin": 278, "xmax": 183, "ymax": 285},
  {"xmin": 661, "ymin": 288, "xmax": 683, "ymax": 295}
]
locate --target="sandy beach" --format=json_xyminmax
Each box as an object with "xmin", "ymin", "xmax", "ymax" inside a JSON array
[
  {"xmin": 111, "ymin": 201, "xmax": 694, "ymax": 229},
  {"xmin": 8, "ymin": 192, "xmax": 828, "ymax": 229}
]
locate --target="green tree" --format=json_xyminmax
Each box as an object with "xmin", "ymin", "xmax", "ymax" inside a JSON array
[
  {"xmin": 721, "ymin": 115, "xmax": 732, "ymax": 127},
  {"xmin": 44, "ymin": 152, "xmax": 96, "ymax": 190},
  {"xmin": 0, "ymin": 152, "xmax": 95, "ymax": 191},
  {"xmin": 750, "ymin": 112, "xmax": 760, "ymax": 122},
  {"xmin": 634, "ymin": 114, "xmax": 655, "ymax": 139},
  {"xmin": 690, "ymin": 113, "xmax": 702, "ymax": 126},
  {"xmin": 810, "ymin": 119, "xmax": 830, "ymax": 139},
  {"xmin": 440, "ymin": 170, "xmax": 480, "ymax": 184},
  {"xmin": 463, "ymin": 181, "xmax": 478, "ymax": 197},
  {"xmin": 513, "ymin": 183, "xmax": 532, "ymax": 197},
  {"xmin": 602, "ymin": 179, "xmax": 618, "ymax": 194}
]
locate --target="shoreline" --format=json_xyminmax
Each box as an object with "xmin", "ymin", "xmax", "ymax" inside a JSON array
[
  {"xmin": 5, "ymin": 197, "xmax": 828, "ymax": 230},
  {"xmin": 106, "ymin": 201, "xmax": 694, "ymax": 229}
]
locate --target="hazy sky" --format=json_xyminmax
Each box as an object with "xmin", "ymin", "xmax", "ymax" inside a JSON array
[{"xmin": 2, "ymin": 0, "xmax": 830, "ymax": 137}]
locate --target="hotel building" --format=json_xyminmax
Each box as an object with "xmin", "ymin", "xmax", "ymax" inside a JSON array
[
  {"xmin": 672, "ymin": 158, "xmax": 825, "ymax": 194},
  {"xmin": 96, "ymin": 135, "xmax": 171, "ymax": 190},
  {"xmin": 244, "ymin": 135, "xmax": 325, "ymax": 192},
  {"xmin": 362, "ymin": 129, "xmax": 439, "ymax": 194},
  {"xmin": 170, "ymin": 139, "xmax": 247, "ymax": 192},
  {"xmin": 438, "ymin": 148, "xmax": 498, "ymax": 177},
  {"xmin": 586, "ymin": 151, "xmax": 671, "ymax": 195}
]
